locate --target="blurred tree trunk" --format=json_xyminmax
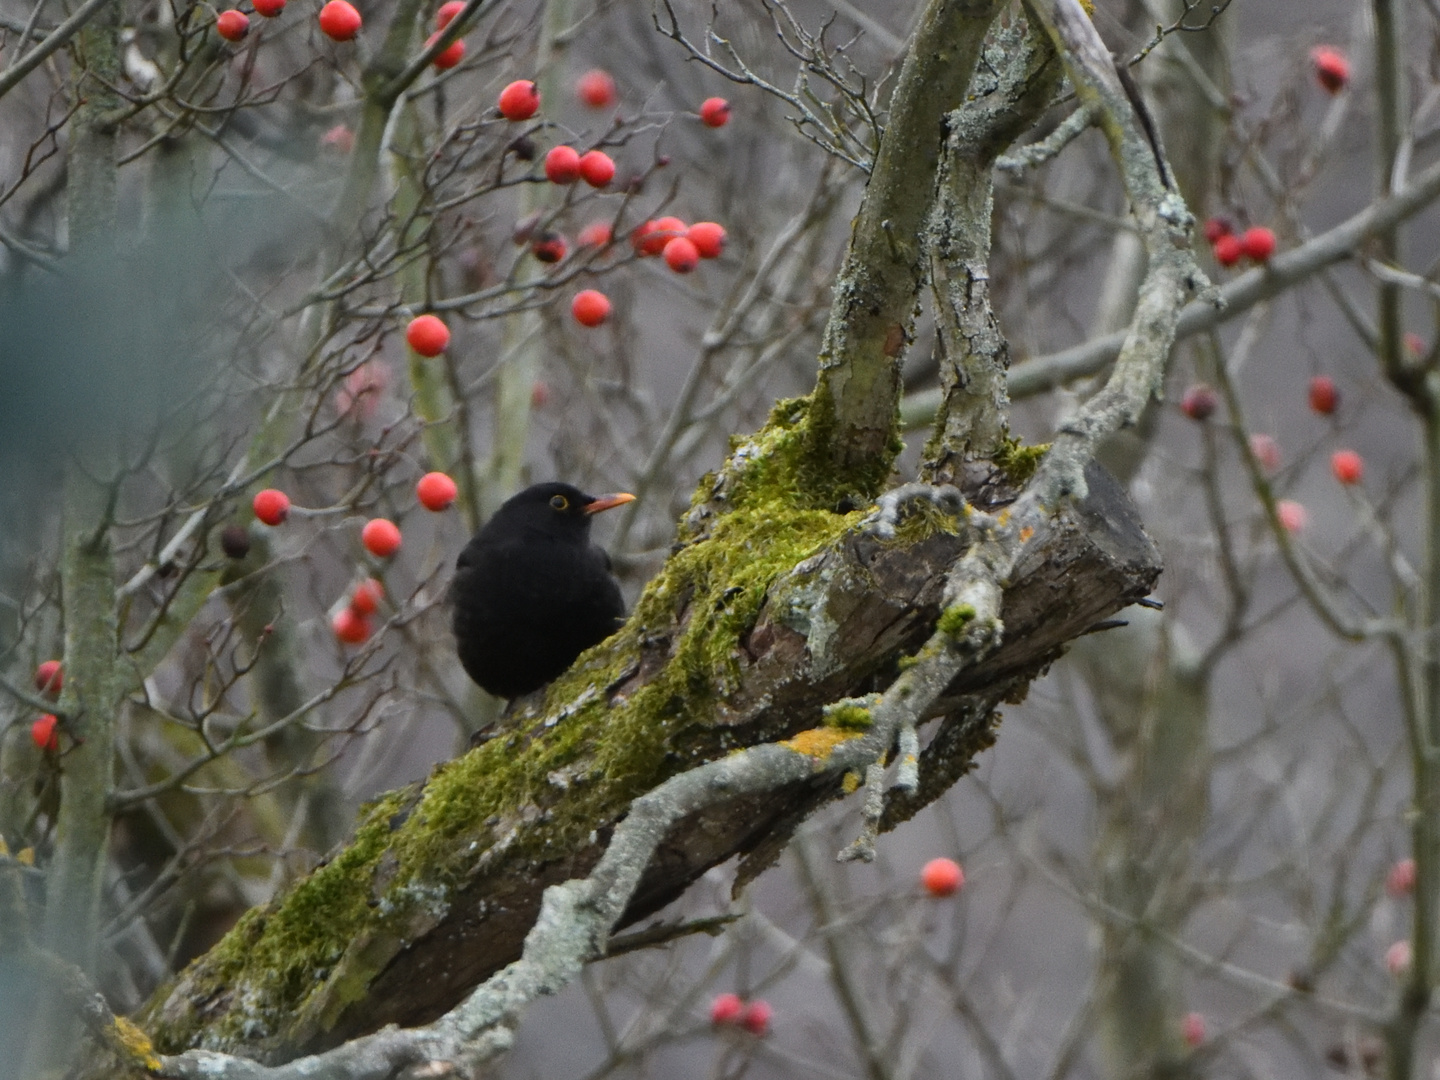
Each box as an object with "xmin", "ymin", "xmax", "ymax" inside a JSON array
[{"xmin": 1084, "ymin": 4, "xmax": 1229, "ymax": 1076}]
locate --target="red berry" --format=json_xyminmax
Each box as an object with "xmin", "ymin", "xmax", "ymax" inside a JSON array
[
  {"xmin": 416, "ymin": 471, "xmax": 458, "ymax": 510},
  {"xmin": 686, "ymin": 221, "xmax": 726, "ymax": 259},
  {"xmin": 1387, "ymin": 939, "xmax": 1412, "ymax": 976},
  {"xmin": 921, "ymin": 857, "xmax": 964, "ymax": 896},
  {"xmin": 571, "ymin": 289, "xmax": 611, "ymax": 327},
  {"xmin": 434, "ymin": 0, "xmax": 463, "ymax": 27},
  {"xmin": 1180, "ymin": 383, "xmax": 1218, "ymax": 421},
  {"xmin": 1276, "ymin": 500, "xmax": 1308, "ymax": 534},
  {"xmin": 1311, "ymin": 46, "xmax": 1350, "ymax": 95},
  {"xmin": 663, "ymin": 236, "xmax": 700, "ymax": 273},
  {"xmin": 1181, "ymin": 1012, "xmax": 1206, "ymax": 1048},
  {"xmin": 34, "ymin": 661, "xmax": 62, "ymax": 695},
  {"xmin": 253, "ymin": 489, "xmax": 291, "ymax": 526},
  {"xmin": 216, "ymin": 9, "xmax": 249, "ymax": 40},
  {"xmin": 318, "ymin": 0, "xmax": 361, "ymax": 40},
  {"xmin": 426, "ymin": 31, "xmax": 465, "ymax": 69},
  {"xmin": 350, "ymin": 577, "xmax": 384, "ymax": 616},
  {"xmin": 332, "ymin": 607, "xmax": 372, "ymax": 644},
  {"xmin": 362, "ymin": 518, "xmax": 402, "ymax": 558},
  {"xmin": 739, "ymin": 1000, "xmax": 771, "ymax": 1036},
  {"xmin": 406, "ymin": 314, "xmax": 450, "ymax": 357},
  {"xmin": 1240, "ymin": 226, "xmax": 1276, "ymax": 262},
  {"xmin": 699, "ymin": 97, "xmax": 730, "ymax": 127},
  {"xmin": 336, "ymin": 360, "xmax": 385, "ymax": 417},
  {"xmin": 632, "ymin": 217, "xmax": 686, "ymax": 256},
  {"xmin": 1202, "ymin": 216, "xmax": 1232, "ymax": 243},
  {"xmin": 1388, "ymin": 858, "xmax": 1417, "ymax": 897},
  {"xmin": 1331, "ymin": 449, "xmax": 1363, "ymax": 485},
  {"xmin": 31, "ymin": 714, "xmax": 59, "ymax": 753},
  {"xmin": 1405, "ymin": 332, "xmax": 1426, "ymax": 357},
  {"xmin": 578, "ymin": 150, "xmax": 615, "ymax": 188},
  {"xmin": 1212, "ymin": 234, "xmax": 1243, "ymax": 266},
  {"xmin": 1249, "ymin": 433, "xmax": 1281, "ymax": 472},
  {"xmin": 577, "ymin": 221, "xmax": 612, "ymax": 247},
  {"xmin": 631, "ymin": 220, "xmax": 658, "ymax": 253},
  {"xmin": 544, "ymin": 146, "xmax": 582, "ymax": 184},
  {"xmin": 530, "ymin": 232, "xmax": 567, "ymax": 263},
  {"xmin": 530, "ymin": 380, "xmax": 550, "ymax": 408},
  {"xmin": 1309, "ymin": 375, "xmax": 1340, "ymax": 415},
  {"xmin": 498, "ymin": 80, "xmax": 539, "ymax": 121},
  {"xmin": 253, "ymin": 0, "xmax": 284, "ymax": 17},
  {"xmin": 320, "ymin": 123, "xmax": 354, "ymax": 153},
  {"xmin": 577, "ymin": 69, "xmax": 616, "ymax": 109},
  {"xmin": 709, "ymin": 993, "xmax": 743, "ymax": 1025}
]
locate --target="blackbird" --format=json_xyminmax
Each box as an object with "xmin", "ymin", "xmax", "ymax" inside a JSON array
[{"xmin": 450, "ymin": 481, "xmax": 635, "ymax": 699}]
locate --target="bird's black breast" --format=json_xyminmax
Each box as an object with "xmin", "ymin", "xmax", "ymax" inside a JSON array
[{"xmin": 450, "ymin": 532, "xmax": 625, "ymax": 699}]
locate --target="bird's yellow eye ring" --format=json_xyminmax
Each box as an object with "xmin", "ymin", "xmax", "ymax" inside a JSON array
[{"xmin": 550, "ymin": 494, "xmax": 569, "ymax": 510}]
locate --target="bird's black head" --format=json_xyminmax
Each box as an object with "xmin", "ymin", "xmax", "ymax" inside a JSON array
[{"xmin": 484, "ymin": 481, "xmax": 635, "ymax": 543}]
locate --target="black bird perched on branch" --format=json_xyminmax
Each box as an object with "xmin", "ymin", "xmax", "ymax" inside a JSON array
[{"xmin": 450, "ymin": 481, "xmax": 635, "ymax": 699}]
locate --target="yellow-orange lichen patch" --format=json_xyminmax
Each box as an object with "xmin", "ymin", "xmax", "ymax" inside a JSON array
[
  {"xmin": 781, "ymin": 727, "xmax": 863, "ymax": 763},
  {"xmin": 114, "ymin": 1017, "xmax": 162, "ymax": 1071}
]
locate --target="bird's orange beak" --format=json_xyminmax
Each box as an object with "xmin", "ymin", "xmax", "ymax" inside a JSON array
[{"xmin": 583, "ymin": 492, "xmax": 636, "ymax": 515}]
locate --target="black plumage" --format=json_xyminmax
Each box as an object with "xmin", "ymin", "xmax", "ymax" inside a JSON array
[{"xmin": 450, "ymin": 481, "xmax": 634, "ymax": 699}]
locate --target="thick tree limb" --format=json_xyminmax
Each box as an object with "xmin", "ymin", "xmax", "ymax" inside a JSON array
[
  {"xmin": 923, "ymin": 17, "xmax": 1063, "ymax": 479},
  {"xmin": 807, "ymin": 0, "xmax": 1006, "ymax": 495}
]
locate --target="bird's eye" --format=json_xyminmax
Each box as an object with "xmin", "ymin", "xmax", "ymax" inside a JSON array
[{"xmin": 550, "ymin": 494, "xmax": 569, "ymax": 510}]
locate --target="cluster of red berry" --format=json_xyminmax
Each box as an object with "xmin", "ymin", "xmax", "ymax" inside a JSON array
[
  {"xmin": 1179, "ymin": 365, "xmax": 1376, "ymax": 535},
  {"xmin": 215, "ymin": 0, "xmax": 471, "ymax": 66},
  {"xmin": 1203, "ymin": 219, "xmax": 1276, "ymax": 268},
  {"xmin": 494, "ymin": 72, "xmax": 731, "ymax": 326},
  {"xmin": 709, "ymin": 993, "xmax": 772, "ymax": 1036},
  {"xmin": 700, "ymin": 858, "xmax": 966, "ymax": 1043},
  {"xmin": 28, "ymin": 661, "xmax": 62, "ymax": 753},
  {"xmin": 1303, "ymin": 374, "xmax": 1364, "ymax": 486},
  {"xmin": 1192, "ymin": 47, "xmax": 1347, "ymax": 272},
  {"xmin": 630, "ymin": 217, "xmax": 726, "ymax": 273},
  {"xmin": 333, "ymin": 578, "xmax": 385, "ymax": 643},
  {"xmin": 249, "ymin": 418, "xmax": 459, "ymax": 644}
]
